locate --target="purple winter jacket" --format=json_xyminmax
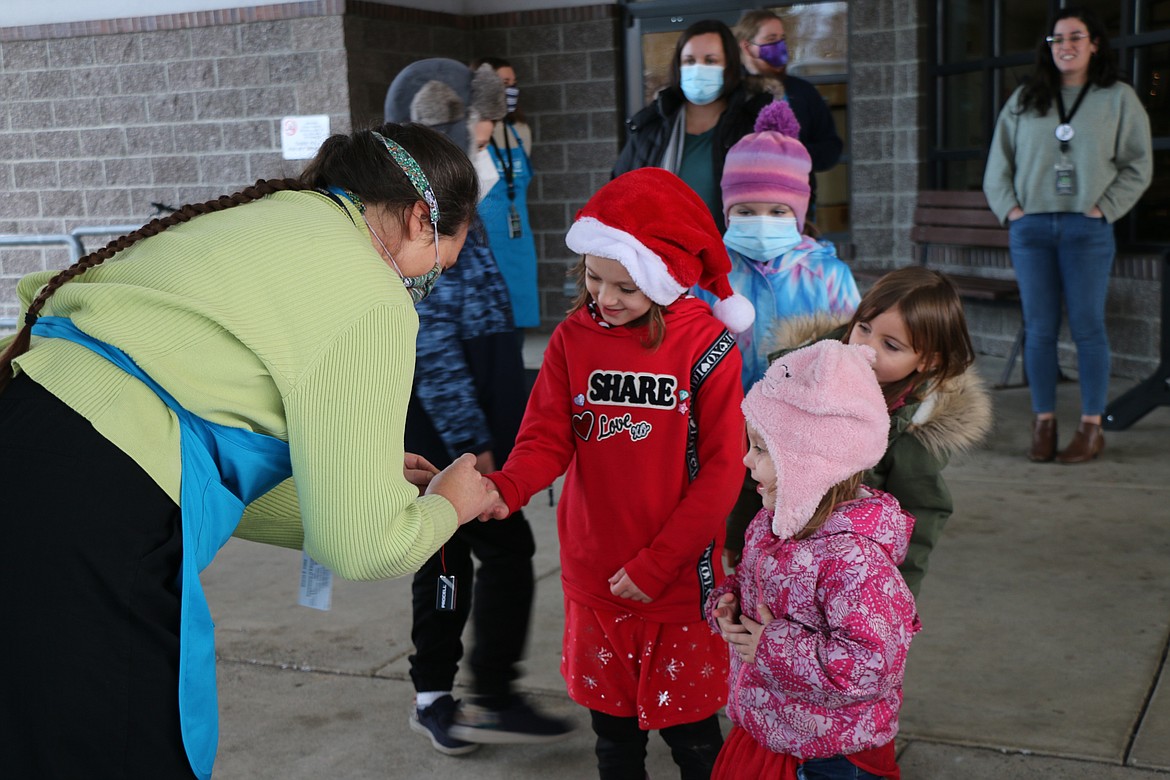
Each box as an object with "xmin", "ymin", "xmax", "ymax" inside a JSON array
[{"xmin": 706, "ymin": 488, "xmax": 921, "ymax": 759}]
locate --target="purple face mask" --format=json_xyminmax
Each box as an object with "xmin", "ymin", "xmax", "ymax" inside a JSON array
[{"xmin": 755, "ymin": 38, "xmax": 789, "ymax": 68}]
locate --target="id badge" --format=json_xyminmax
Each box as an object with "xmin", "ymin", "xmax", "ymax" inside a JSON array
[
  {"xmin": 508, "ymin": 205, "xmax": 522, "ymax": 239},
  {"xmin": 1054, "ymin": 160, "xmax": 1076, "ymax": 196},
  {"xmin": 436, "ymin": 574, "xmax": 457, "ymax": 611}
]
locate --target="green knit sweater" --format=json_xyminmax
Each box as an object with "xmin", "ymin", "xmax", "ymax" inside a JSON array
[
  {"xmin": 983, "ymin": 82, "xmax": 1152, "ymax": 224},
  {"xmin": 9, "ymin": 190, "xmax": 457, "ymax": 581}
]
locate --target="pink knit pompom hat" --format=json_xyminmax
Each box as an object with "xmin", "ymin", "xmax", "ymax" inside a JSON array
[
  {"xmin": 721, "ymin": 101, "xmax": 812, "ymax": 230},
  {"xmin": 742, "ymin": 340, "xmax": 890, "ymax": 539}
]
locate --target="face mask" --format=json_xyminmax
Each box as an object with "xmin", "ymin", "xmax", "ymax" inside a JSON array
[
  {"xmin": 754, "ymin": 39, "xmax": 789, "ymax": 69},
  {"xmin": 679, "ymin": 64, "xmax": 724, "ymax": 106},
  {"xmin": 724, "ymin": 215, "xmax": 803, "ymax": 260},
  {"xmin": 365, "ymin": 215, "xmax": 444, "ymax": 304},
  {"xmin": 473, "ymin": 147, "xmax": 500, "ymax": 202},
  {"xmin": 505, "ymin": 86, "xmax": 520, "ymax": 114}
]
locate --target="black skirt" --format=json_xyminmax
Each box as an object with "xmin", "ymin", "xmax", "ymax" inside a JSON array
[{"xmin": 0, "ymin": 374, "xmax": 195, "ymax": 778}]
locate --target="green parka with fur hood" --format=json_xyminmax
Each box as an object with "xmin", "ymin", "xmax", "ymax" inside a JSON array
[{"xmin": 765, "ymin": 316, "xmax": 992, "ymax": 597}]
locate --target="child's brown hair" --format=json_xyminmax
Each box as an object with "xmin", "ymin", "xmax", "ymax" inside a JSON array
[
  {"xmin": 567, "ymin": 256, "xmax": 667, "ymax": 349},
  {"xmin": 844, "ymin": 266, "xmax": 975, "ymax": 406}
]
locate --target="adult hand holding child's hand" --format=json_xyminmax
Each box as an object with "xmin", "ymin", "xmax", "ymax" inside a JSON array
[{"xmin": 425, "ymin": 453, "xmax": 498, "ymax": 525}]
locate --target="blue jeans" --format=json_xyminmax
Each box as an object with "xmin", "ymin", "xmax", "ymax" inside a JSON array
[
  {"xmin": 797, "ymin": 756, "xmax": 884, "ymax": 780},
  {"xmin": 1008, "ymin": 213, "xmax": 1116, "ymax": 416}
]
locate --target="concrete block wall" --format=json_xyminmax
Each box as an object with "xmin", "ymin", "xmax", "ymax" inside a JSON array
[
  {"xmin": 0, "ymin": 2, "xmax": 621, "ymax": 333},
  {"xmin": 0, "ymin": 2, "xmax": 351, "ymax": 323},
  {"xmin": 847, "ymin": 0, "xmax": 927, "ymax": 271}
]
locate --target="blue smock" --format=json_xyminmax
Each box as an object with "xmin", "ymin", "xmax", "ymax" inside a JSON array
[
  {"xmin": 480, "ymin": 123, "xmax": 540, "ymax": 328},
  {"xmin": 31, "ymin": 316, "xmax": 293, "ymax": 780}
]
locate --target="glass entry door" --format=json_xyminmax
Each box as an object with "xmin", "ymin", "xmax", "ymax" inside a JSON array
[{"xmin": 621, "ymin": 1, "xmax": 851, "ymax": 239}]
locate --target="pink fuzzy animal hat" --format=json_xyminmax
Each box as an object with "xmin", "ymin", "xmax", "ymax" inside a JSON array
[{"xmin": 742, "ymin": 340, "xmax": 890, "ymax": 539}]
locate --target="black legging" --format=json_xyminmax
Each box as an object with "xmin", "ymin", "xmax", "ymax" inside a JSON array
[{"xmin": 591, "ymin": 709, "xmax": 723, "ymax": 780}]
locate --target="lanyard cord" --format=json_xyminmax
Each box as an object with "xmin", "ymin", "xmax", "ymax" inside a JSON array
[
  {"xmin": 1055, "ymin": 82, "xmax": 1092, "ymax": 153},
  {"xmin": 489, "ymin": 126, "xmax": 516, "ymax": 202}
]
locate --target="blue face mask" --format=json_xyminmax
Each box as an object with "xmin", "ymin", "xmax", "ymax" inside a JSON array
[
  {"xmin": 679, "ymin": 64, "xmax": 724, "ymax": 106},
  {"xmin": 724, "ymin": 215, "xmax": 802, "ymax": 260}
]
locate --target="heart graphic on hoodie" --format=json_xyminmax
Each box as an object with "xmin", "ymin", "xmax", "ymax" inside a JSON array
[{"xmin": 572, "ymin": 410, "xmax": 594, "ymax": 441}]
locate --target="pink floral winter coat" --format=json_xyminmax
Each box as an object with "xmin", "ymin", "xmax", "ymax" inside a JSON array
[{"xmin": 706, "ymin": 488, "xmax": 921, "ymax": 759}]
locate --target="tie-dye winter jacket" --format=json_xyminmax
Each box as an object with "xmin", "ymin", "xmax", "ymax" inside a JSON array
[{"xmin": 706, "ymin": 488, "xmax": 921, "ymax": 759}]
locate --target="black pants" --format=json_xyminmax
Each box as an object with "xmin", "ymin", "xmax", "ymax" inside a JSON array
[
  {"xmin": 408, "ymin": 509, "xmax": 536, "ymax": 700},
  {"xmin": 0, "ymin": 375, "xmax": 195, "ymax": 778},
  {"xmin": 591, "ymin": 709, "xmax": 723, "ymax": 780}
]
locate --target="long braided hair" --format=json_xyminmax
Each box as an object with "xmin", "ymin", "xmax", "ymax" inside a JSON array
[{"xmin": 0, "ymin": 122, "xmax": 477, "ymax": 394}]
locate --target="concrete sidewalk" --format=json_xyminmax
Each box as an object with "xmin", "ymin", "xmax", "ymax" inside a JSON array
[{"xmin": 203, "ymin": 353, "xmax": 1170, "ymax": 779}]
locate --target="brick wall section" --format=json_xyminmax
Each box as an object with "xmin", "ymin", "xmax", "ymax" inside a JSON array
[
  {"xmin": 343, "ymin": 3, "xmax": 470, "ymax": 129},
  {"xmin": 1, "ymin": 3, "xmax": 622, "ymax": 334},
  {"xmin": 847, "ymin": 0, "xmax": 927, "ymax": 272},
  {"xmin": 0, "ymin": 5, "xmax": 351, "ymax": 323}
]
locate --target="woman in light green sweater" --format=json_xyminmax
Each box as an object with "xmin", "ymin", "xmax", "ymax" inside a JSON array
[
  {"xmin": 0, "ymin": 123, "xmax": 499, "ymax": 778},
  {"xmin": 983, "ymin": 6, "xmax": 1152, "ymax": 465}
]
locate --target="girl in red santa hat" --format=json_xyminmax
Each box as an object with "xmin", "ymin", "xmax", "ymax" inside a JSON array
[{"xmin": 482, "ymin": 167, "xmax": 754, "ymax": 777}]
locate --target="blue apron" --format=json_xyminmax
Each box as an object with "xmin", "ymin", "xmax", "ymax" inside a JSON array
[
  {"xmin": 31, "ymin": 316, "xmax": 293, "ymax": 780},
  {"xmin": 480, "ymin": 123, "xmax": 540, "ymax": 328}
]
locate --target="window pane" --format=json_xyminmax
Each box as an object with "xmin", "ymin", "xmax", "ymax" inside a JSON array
[
  {"xmin": 1081, "ymin": 0, "xmax": 1124, "ymax": 36},
  {"xmin": 943, "ymin": 71, "xmax": 986, "ymax": 149},
  {"xmin": 1132, "ymin": 42, "xmax": 1170, "ymax": 136},
  {"xmin": 1000, "ymin": 0, "xmax": 1050, "ymax": 55},
  {"xmin": 1130, "ymin": 151, "xmax": 1170, "ymax": 241},
  {"xmin": 944, "ymin": 0, "xmax": 987, "ymax": 62},
  {"xmin": 769, "ymin": 3, "xmax": 848, "ymax": 77},
  {"xmin": 943, "ymin": 159, "xmax": 987, "ymax": 192},
  {"xmin": 640, "ymin": 30, "xmax": 679, "ymax": 106},
  {"xmin": 999, "ymin": 64, "xmax": 1033, "ymax": 100},
  {"xmin": 1136, "ymin": 0, "xmax": 1170, "ymax": 33}
]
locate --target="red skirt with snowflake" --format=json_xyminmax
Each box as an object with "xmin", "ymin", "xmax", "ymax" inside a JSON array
[{"xmin": 562, "ymin": 597, "xmax": 728, "ymax": 730}]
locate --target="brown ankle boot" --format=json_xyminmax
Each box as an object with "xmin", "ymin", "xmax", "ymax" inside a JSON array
[
  {"xmin": 1057, "ymin": 421, "xmax": 1105, "ymax": 463},
  {"xmin": 1028, "ymin": 417, "xmax": 1057, "ymax": 462}
]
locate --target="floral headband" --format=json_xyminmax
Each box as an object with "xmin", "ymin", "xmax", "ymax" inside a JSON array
[{"xmin": 371, "ymin": 130, "xmax": 440, "ymax": 227}]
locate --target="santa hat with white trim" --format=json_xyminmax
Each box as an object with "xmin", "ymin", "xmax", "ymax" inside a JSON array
[{"xmin": 565, "ymin": 168, "xmax": 755, "ymax": 333}]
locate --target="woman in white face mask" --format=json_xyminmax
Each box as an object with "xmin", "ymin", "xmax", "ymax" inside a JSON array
[
  {"xmin": 691, "ymin": 100, "xmax": 861, "ymax": 572},
  {"xmin": 613, "ymin": 19, "xmax": 772, "ymax": 231},
  {"xmin": 470, "ymin": 57, "xmax": 541, "ymax": 331}
]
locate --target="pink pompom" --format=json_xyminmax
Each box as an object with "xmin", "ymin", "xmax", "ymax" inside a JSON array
[{"xmin": 753, "ymin": 100, "xmax": 801, "ymax": 138}]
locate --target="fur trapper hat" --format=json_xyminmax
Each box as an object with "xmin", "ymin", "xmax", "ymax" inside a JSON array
[
  {"xmin": 565, "ymin": 168, "xmax": 755, "ymax": 333},
  {"xmin": 384, "ymin": 58, "xmax": 506, "ymax": 155},
  {"xmin": 742, "ymin": 340, "xmax": 889, "ymax": 539}
]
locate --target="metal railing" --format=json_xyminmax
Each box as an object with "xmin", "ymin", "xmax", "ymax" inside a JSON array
[{"xmin": 0, "ymin": 224, "xmax": 142, "ymax": 331}]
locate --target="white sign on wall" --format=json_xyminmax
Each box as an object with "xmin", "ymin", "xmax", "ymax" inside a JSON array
[{"xmin": 281, "ymin": 115, "xmax": 331, "ymax": 161}]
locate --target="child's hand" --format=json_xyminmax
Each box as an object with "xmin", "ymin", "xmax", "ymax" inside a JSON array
[
  {"xmin": 608, "ymin": 568, "xmax": 652, "ymax": 603},
  {"xmin": 713, "ymin": 593, "xmax": 746, "ymax": 639},
  {"xmin": 478, "ymin": 492, "xmax": 511, "ymax": 521},
  {"xmin": 404, "ymin": 452, "xmax": 441, "ymax": 494},
  {"xmin": 726, "ymin": 604, "xmax": 774, "ymax": 665}
]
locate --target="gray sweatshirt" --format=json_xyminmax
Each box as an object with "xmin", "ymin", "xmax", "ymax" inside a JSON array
[{"xmin": 983, "ymin": 82, "xmax": 1152, "ymax": 224}]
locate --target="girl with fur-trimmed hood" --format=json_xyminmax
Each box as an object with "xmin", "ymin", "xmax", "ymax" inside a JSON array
[{"xmin": 749, "ymin": 266, "xmax": 993, "ymax": 598}]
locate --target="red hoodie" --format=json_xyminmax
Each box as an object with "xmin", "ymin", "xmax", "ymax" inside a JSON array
[{"xmin": 489, "ymin": 297, "xmax": 745, "ymax": 622}]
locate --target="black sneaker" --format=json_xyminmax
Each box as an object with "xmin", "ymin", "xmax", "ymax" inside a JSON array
[
  {"xmin": 447, "ymin": 695, "xmax": 576, "ymax": 744},
  {"xmin": 409, "ymin": 695, "xmax": 480, "ymax": 756}
]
